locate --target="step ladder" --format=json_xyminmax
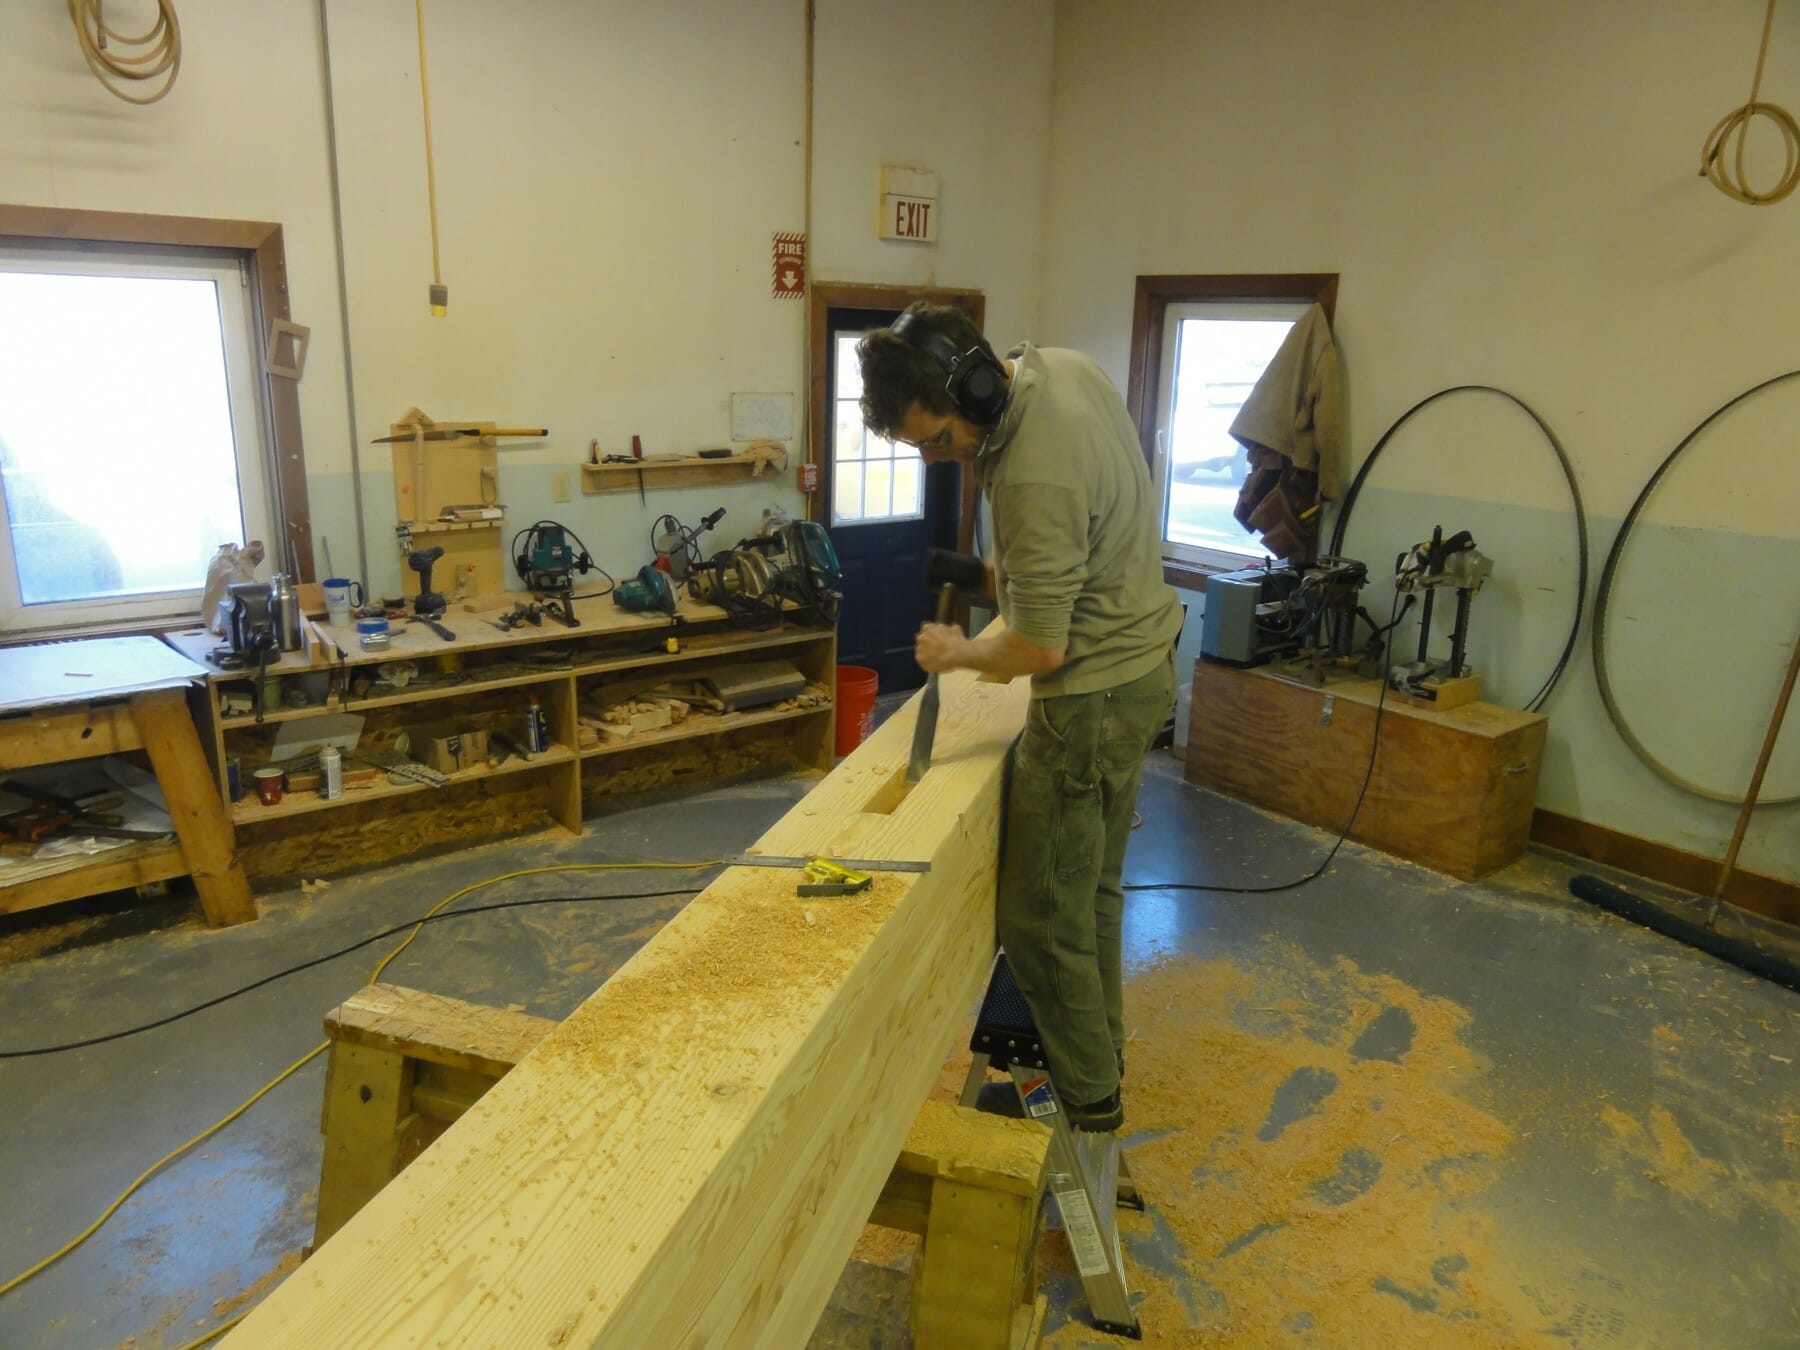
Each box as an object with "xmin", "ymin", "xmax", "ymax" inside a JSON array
[{"xmin": 960, "ymin": 953, "xmax": 1143, "ymax": 1339}]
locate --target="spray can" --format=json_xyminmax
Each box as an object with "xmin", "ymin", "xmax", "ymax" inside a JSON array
[
  {"xmin": 319, "ymin": 744, "xmax": 343, "ymax": 800},
  {"xmin": 526, "ymin": 695, "xmax": 548, "ymax": 753}
]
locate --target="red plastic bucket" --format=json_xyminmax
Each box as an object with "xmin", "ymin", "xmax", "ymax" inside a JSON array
[{"xmin": 834, "ymin": 665, "xmax": 879, "ymax": 755}]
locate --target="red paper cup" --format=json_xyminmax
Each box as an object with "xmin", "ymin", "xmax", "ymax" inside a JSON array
[{"xmin": 254, "ymin": 767, "xmax": 285, "ymax": 806}]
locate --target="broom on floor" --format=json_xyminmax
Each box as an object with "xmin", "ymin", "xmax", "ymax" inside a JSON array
[{"xmin": 1570, "ymin": 613, "xmax": 1800, "ymax": 994}]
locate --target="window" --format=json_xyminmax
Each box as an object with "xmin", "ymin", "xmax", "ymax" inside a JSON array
[
  {"xmin": 830, "ymin": 330, "xmax": 924, "ymax": 527},
  {"xmin": 1129, "ymin": 274, "xmax": 1337, "ymax": 584},
  {"xmin": 1154, "ymin": 301, "xmax": 1310, "ymax": 569},
  {"xmin": 0, "ymin": 241, "xmax": 272, "ymax": 634}
]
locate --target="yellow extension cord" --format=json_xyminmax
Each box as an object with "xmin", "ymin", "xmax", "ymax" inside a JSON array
[
  {"xmin": 1701, "ymin": 0, "xmax": 1800, "ymax": 204},
  {"xmin": 67, "ymin": 0, "xmax": 182, "ymax": 105},
  {"xmin": 0, "ymin": 859, "xmax": 722, "ymax": 1347}
]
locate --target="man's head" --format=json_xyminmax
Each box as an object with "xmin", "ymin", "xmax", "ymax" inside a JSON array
[{"xmin": 857, "ymin": 303, "xmax": 1010, "ymax": 464}]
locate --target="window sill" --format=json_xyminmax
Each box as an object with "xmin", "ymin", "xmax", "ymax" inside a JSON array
[
  {"xmin": 1162, "ymin": 559, "xmax": 1225, "ymax": 592},
  {"xmin": 0, "ymin": 613, "xmax": 192, "ymax": 650}
]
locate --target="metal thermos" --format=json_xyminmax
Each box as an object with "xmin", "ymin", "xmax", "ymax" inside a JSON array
[{"xmin": 271, "ymin": 572, "xmax": 302, "ymax": 651}]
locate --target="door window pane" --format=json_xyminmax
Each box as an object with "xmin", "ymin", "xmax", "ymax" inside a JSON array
[
  {"xmin": 830, "ymin": 329, "xmax": 926, "ymax": 527},
  {"xmin": 892, "ymin": 454, "xmax": 922, "ymax": 517},
  {"xmin": 834, "ymin": 463, "xmax": 864, "ymax": 522}
]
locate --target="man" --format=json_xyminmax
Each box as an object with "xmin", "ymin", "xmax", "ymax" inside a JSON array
[{"xmin": 857, "ymin": 303, "xmax": 1183, "ymax": 1131}]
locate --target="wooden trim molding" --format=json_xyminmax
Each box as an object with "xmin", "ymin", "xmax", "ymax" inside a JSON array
[
  {"xmin": 1126, "ymin": 272, "xmax": 1338, "ymax": 468},
  {"xmin": 807, "ymin": 281, "xmax": 985, "ymax": 556},
  {"xmin": 0, "ymin": 204, "xmax": 315, "ymax": 581},
  {"xmin": 1531, "ymin": 808, "xmax": 1800, "ymax": 926},
  {"xmin": 1163, "ymin": 560, "xmax": 1216, "ymax": 593}
]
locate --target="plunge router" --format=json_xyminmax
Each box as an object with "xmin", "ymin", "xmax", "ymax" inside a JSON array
[{"xmin": 512, "ymin": 520, "xmax": 597, "ymax": 628}]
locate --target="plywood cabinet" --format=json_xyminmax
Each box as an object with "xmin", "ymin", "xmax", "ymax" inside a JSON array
[{"xmin": 1185, "ymin": 659, "xmax": 1547, "ymax": 880}]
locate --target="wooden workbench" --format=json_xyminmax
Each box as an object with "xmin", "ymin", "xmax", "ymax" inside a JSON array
[
  {"xmin": 0, "ymin": 637, "xmax": 255, "ymax": 925},
  {"xmin": 163, "ymin": 593, "xmax": 838, "ymax": 881},
  {"xmin": 1186, "ymin": 658, "xmax": 1548, "ymax": 880}
]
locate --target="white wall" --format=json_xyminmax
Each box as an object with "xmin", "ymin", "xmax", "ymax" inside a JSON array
[
  {"xmin": 0, "ymin": 0, "xmax": 353, "ymax": 547},
  {"xmin": 2, "ymin": 0, "xmax": 1055, "ymax": 601},
  {"xmin": 1041, "ymin": 0, "xmax": 1800, "ymax": 880},
  {"xmin": 811, "ymin": 0, "xmax": 1055, "ymax": 346},
  {"xmin": 322, "ymin": 0, "xmax": 813, "ymax": 594}
]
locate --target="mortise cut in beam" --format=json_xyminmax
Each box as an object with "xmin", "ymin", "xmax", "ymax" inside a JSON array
[
  {"xmin": 225, "ymin": 653, "xmax": 1030, "ymax": 1347},
  {"xmin": 861, "ymin": 763, "xmax": 915, "ymax": 815}
]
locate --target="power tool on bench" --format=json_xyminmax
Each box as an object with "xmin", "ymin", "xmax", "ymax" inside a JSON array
[
  {"xmin": 613, "ymin": 564, "xmax": 680, "ymax": 617},
  {"xmin": 1389, "ymin": 525, "xmax": 1492, "ymax": 699},
  {"xmin": 684, "ymin": 521, "xmax": 843, "ymax": 631},
  {"xmin": 407, "ymin": 546, "xmax": 456, "ymax": 641},
  {"xmin": 612, "ymin": 506, "xmax": 727, "ymax": 617},
  {"xmin": 512, "ymin": 520, "xmax": 599, "ymax": 628}
]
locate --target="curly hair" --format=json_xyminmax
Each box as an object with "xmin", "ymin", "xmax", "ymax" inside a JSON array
[{"xmin": 855, "ymin": 302, "xmax": 998, "ymax": 437}]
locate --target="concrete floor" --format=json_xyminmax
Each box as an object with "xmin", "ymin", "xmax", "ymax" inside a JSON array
[{"xmin": 0, "ymin": 742, "xmax": 1796, "ymax": 1347}]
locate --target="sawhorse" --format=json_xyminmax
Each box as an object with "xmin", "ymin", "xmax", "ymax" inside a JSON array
[{"xmin": 315, "ymin": 982, "xmax": 1053, "ymax": 1349}]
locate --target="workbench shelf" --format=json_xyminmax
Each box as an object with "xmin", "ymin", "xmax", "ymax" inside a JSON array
[
  {"xmin": 163, "ymin": 600, "xmax": 836, "ymax": 883},
  {"xmin": 579, "ymin": 451, "xmax": 772, "ymax": 495},
  {"xmin": 0, "ymin": 840, "xmax": 188, "ymax": 919},
  {"xmin": 569, "ymin": 627, "xmax": 823, "ymax": 680},
  {"xmin": 0, "ymin": 645, "xmax": 256, "ymax": 927},
  {"xmin": 580, "ymin": 704, "xmax": 831, "ymax": 759},
  {"xmin": 230, "ymin": 744, "xmax": 578, "ymax": 825}
]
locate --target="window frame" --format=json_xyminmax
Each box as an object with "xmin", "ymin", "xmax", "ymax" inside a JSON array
[
  {"xmin": 1127, "ymin": 273, "xmax": 1337, "ymax": 591},
  {"xmin": 806, "ymin": 281, "xmax": 985, "ymax": 556},
  {"xmin": 0, "ymin": 242, "xmax": 275, "ymax": 631},
  {"xmin": 0, "ymin": 205, "xmax": 313, "ymax": 641}
]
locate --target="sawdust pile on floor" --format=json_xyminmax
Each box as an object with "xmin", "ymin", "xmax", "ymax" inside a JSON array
[
  {"xmin": 1599, "ymin": 1099, "xmax": 1800, "ymax": 1221},
  {"xmin": 1043, "ymin": 943, "xmax": 1548, "ymax": 1347},
  {"xmin": 211, "ymin": 1250, "xmax": 305, "ymax": 1318}
]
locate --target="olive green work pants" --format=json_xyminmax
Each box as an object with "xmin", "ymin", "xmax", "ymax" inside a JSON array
[{"xmin": 995, "ymin": 651, "xmax": 1176, "ymax": 1107}]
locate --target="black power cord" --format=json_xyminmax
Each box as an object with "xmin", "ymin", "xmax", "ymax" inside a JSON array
[
  {"xmin": 1126, "ymin": 592, "xmax": 1404, "ymax": 895},
  {"xmin": 1328, "ymin": 385, "xmax": 1588, "ymax": 715},
  {"xmin": 0, "ymin": 885, "xmax": 706, "ymax": 1060},
  {"xmin": 1592, "ymin": 369, "xmax": 1800, "ymax": 805}
]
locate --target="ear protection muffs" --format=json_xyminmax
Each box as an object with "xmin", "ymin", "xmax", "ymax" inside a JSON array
[{"xmin": 891, "ymin": 311, "xmax": 1012, "ymax": 426}]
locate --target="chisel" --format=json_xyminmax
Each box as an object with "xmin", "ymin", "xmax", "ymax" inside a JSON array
[{"xmin": 906, "ymin": 582, "xmax": 958, "ymax": 783}]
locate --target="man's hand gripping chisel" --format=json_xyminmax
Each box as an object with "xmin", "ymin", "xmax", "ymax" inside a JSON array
[{"xmin": 906, "ymin": 549, "xmax": 988, "ymax": 783}]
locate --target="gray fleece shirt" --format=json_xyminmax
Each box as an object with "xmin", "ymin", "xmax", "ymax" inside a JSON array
[{"xmin": 977, "ymin": 343, "xmax": 1184, "ymax": 698}]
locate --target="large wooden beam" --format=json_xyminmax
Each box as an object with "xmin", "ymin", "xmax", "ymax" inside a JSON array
[{"xmin": 226, "ymin": 663, "xmax": 1028, "ymax": 1346}]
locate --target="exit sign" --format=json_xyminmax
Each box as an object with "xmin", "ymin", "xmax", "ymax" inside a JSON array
[{"xmin": 879, "ymin": 165, "xmax": 938, "ymax": 243}]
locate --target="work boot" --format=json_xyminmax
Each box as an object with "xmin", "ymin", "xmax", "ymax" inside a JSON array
[
  {"xmin": 974, "ymin": 1081, "xmax": 1026, "ymax": 1119},
  {"xmin": 1065, "ymin": 1089, "xmax": 1125, "ymax": 1133}
]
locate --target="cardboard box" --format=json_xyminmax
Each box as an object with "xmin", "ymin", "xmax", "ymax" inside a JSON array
[{"xmin": 411, "ymin": 724, "xmax": 489, "ymax": 774}]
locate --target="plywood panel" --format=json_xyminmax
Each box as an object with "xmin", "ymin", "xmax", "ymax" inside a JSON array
[
  {"xmin": 1186, "ymin": 661, "xmax": 1546, "ymax": 879},
  {"xmin": 224, "ymin": 663, "xmax": 1030, "ymax": 1346}
]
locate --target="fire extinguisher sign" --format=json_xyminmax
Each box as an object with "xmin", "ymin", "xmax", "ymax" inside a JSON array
[{"xmin": 772, "ymin": 232, "xmax": 806, "ymax": 299}]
